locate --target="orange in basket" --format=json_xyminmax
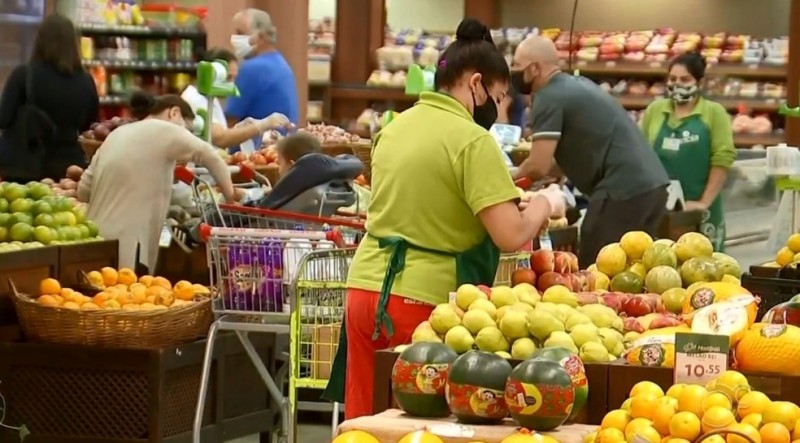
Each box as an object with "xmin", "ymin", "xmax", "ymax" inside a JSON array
[
  {"xmin": 173, "ymin": 280, "xmax": 194, "ymax": 301},
  {"xmin": 139, "ymin": 275, "xmax": 155, "ymax": 287},
  {"xmin": 37, "ymin": 295, "xmax": 59, "ymax": 306},
  {"xmin": 152, "ymin": 276, "xmax": 172, "ymax": 290},
  {"xmin": 118, "ymin": 268, "xmax": 138, "ymax": 286},
  {"xmin": 86, "ymin": 270, "xmax": 105, "ymax": 288},
  {"xmin": 40, "ymin": 278, "xmax": 61, "ymax": 295},
  {"xmin": 101, "ymin": 267, "xmax": 118, "ymax": 286}
]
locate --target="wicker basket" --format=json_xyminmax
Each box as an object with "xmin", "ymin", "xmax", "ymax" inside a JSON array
[
  {"xmin": 321, "ymin": 143, "xmax": 356, "ymax": 158},
  {"xmin": 351, "ymin": 142, "xmax": 373, "ymax": 181},
  {"xmin": 79, "ymin": 137, "xmax": 103, "ymax": 160},
  {"xmin": 12, "ymin": 290, "xmax": 213, "ymax": 349},
  {"xmin": 696, "ymin": 429, "xmax": 756, "ymax": 443}
]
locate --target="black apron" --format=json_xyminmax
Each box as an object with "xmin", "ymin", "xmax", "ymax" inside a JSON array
[{"xmin": 321, "ymin": 233, "xmax": 501, "ymax": 403}]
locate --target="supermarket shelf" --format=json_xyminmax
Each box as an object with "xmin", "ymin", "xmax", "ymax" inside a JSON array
[
  {"xmin": 733, "ymin": 133, "xmax": 783, "ymax": 147},
  {"xmin": 0, "ymin": 13, "xmax": 42, "ymax": 25},
  {"xmin": 616, "ymin": 95, "xmax": 784, "ymax": 112},
  {"xmin": 99, "ymin": 96, "xmax": 128, "ymax": 106},
  {"xmin": 82, "ymin": 59, "xmax": 197, "ymax": 72},
  {"xmin": 569, "ymin": 60, "xmax": 786, "ymax": 79},
  {"xmin": 76, "ymin": 24, "xmax": 206, "ymax": 38},
  {"xmin": 330, "ymin": 85, "xmax": 414, "ymax": 101}
]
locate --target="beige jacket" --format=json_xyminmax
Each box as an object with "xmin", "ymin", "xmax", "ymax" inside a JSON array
[{"xmin": 78, "ymin": 119, "xmax": 233, "ymax": 270}]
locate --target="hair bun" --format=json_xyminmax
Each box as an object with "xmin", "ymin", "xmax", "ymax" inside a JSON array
[
  {"xmin": 129, "ymin": 90, "xmax": 156, "ymax": 119},
  {"xmin": 456, "ymin": 18, "xmax": 492, "ymax": 44}
]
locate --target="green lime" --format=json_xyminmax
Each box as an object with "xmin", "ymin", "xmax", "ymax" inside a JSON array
[
  {"xmin": 3, "ymin": 184, "xmax": 28, "ymax": 202},
  {"xmin": 85, "ymin": 220, "xmax": 99, "ymax": 237},
  {"xmin": 77, "ymin": 224, "xmax": 90, "ymax": 239},
  {"xmin": 34, "ymin": 213, "xmax": 55, "ymax": 228},
  {"xmin": 9, "ymin": 198, "xmax": 33, "ymax": 213},
  {"xmin": 0, "ymin": 198, "xmax": 8, "ymax": 213},
  {"xmin": 33, "ymin": 201, "xmax": 53, "ymax": 215},
  {"xmin": 33, "ymin": 225, "xmax": 55, "ymax": 245},
  {"xmin": 9, "ymin": 222, "xmax": 33, "ymax": 242},
  {"xmin": 9, "ymin": 212, "xmax": 33, "ymax": 226},
  {"xmin": 0, "ymin": 227, "xmax": 7, "ymax": 242}
]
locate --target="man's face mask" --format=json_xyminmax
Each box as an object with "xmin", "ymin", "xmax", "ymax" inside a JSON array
[
  {"xmin": 230, "ymin": 34, "xmax": 254, "ymax": 58},
  {"xmin": 511, "ymin": 64, "xmax": 536, "ymax": 95}
]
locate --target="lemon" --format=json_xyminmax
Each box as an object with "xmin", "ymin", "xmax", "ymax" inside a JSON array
[
  {"xmin": 602, "ymin": 409, "xmax": 631, "ymax": 431},
  {"xmin": 702, "ymin": 406, "xmax": 736, "ymax": 433},
  {"xmin": 742, "ymin": 413, "xmax": 764, "ymax": 429},
  {"xmin": 787, "ymin": 233, "xmax": 800, "ymax": 253},
  {"xmin": 630, "ymin": 393, "xmax": 661, "ymax": 420},
  {"xmin": 597, "ymin": 428, "xmax": 625, "ymax": 443},
  {"xmin": 625, "ymin": 418, "xmax": 653, "ymax": 441},
  {"xmin": 631, "ymin": 381, "xmax": 666, "ymax": 398},
  {"xmin": 625, "ymin": 425, "xmax": 660, "ymax": 443},
  {"xmin": 702, "ymin": 391, "xmax": 733, "ymax": 414},
  {"xmin": 678, "ymin": 385, "xmax": 708, "ymax": 415},
  {"xmin": 727, "ymin": 423, "xmax": 763, "ymax": 443},
  {"xmin": 714, "ymin": 370, "xmax": 751, "ymax": 400},
  {"xmin": 777, "ymin": 247, "xmax": 795, "ymax": 266},
  {"xmin": 760, "ymin": 422, "xmax": 791, "ymax": 443},
  {"xmin": 669, "ymin": 411, "xmax": 702, "ymax": 441},
  {"xmin": 666, "ymin": 384, "xmax": 687, "ymax": 400},
  {"xmin": 653, "ymin": 403, "xmax": 677, "ymax": 436},
  {"xmin": 763, "ymin": 402, "xmax": 800, "ymax": 431}
]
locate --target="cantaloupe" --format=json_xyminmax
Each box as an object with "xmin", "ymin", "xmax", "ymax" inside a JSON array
[{"xmin": 736, "ymin": 324, "xmax": 800, "ymax": 376}]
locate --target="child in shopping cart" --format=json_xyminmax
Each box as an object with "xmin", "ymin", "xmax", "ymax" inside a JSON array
[{"xmin": 169, "ymin": 132, "xmax": 365, "ymax": 250}]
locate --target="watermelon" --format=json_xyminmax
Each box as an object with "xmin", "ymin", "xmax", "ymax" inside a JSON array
[
  {"xmin": 391, "ymin": 342, "xmax": 458, "ymax": 417},
  {"xmin": 532, "ymin": 347, "xmax": 588, "ymax": 421},
  {"xmin": 445, "ymin": 350, "xmax": 513, "ymax": 424},
  {"xmin": 504, "ymin": 358, "xmax": 574, "ymax": 430}
]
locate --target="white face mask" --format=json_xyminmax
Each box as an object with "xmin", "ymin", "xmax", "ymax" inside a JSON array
[{"xmin": 230, "ymin": 34, "xmax": 253, "ymax": 58}]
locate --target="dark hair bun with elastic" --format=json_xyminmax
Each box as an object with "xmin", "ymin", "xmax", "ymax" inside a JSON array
[
  {"xmin": 456, "ymin": 18, "xmax": 493, "ymax": 44},
  {"xmin": 129, "ymin": 90, "xmax": 156, "ymax": 119}
]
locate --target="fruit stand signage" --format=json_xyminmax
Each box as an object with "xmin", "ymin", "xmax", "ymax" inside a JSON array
[{"xmin": 673, "ymin": 332, "xmax": 729, "ymax": 385}]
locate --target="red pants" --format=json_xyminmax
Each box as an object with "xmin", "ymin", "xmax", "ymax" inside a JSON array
[{"xmin": 344, "ymin": 288, "xmax": 434, "ymax": 419}]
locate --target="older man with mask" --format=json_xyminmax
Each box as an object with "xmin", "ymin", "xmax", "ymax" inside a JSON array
[
  {"xmin": 226, "ymin": 8, "xmax": 299, "ymax": 129},
  {"xmin": 511, "ymin": 36, "xmax": 670, "ymax": 268}
]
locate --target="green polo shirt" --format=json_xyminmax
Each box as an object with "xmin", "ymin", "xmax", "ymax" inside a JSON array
[
  {"xmin": 346, "ymin": 92, "xmax": 519, "ymax": 305},
  {"xmin": 639, "ymin": 97, "xmax": 737, "ymax": 168}
]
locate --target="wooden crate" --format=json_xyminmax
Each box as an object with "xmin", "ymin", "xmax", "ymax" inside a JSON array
[
  {"xmin": 0, "ymin": 333, "xmax": 280, "ymax": 443},
  {"xmin": 0, "ymin": 246, "xmax": 60, "ymax": 340},
  {"xmin": 57, "ymin": 240, "xmax": 119, "ymax": 287},
  {"xmin": 373, "ymin": 349, "xmax": 609, "ymax": 425}
]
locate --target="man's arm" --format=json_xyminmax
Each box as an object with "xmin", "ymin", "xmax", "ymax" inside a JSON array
[{"xmin": 515, "ymin": 96, "xmax": 564, "ymax": 180}]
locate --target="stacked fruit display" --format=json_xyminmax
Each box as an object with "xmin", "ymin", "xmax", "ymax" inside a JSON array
[
  {"xmin": 80, "ymin": 116, "xmax": 135, "ymax": 141},
  {"xmin": 35, "ymin": 267, "xmax": 210, "ymax": 311},
  {"xmin": 0, "ymin": 181, "xmax": 102, "ymax": 252},
  {"xmin": 226, "ymin": 145, "xmax": 279, "ymax": 167},
  {"xmin": 334, "ymin": 428, "xmax": 557, "ymax": 443},
  {"xmin": 770, "ymin": 233, "xmax": 800, "ymax": 267},
  {"xmin": 391, "ymin": 341, "xmax": 588, "ymax": 433},
  {"xmin": 594, "ymin": 374, "xmax": 799, "ymax": 443}
]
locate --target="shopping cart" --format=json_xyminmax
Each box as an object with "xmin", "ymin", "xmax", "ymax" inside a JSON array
[{"xmin": 182, "ymin": 167, "xmax": 367, "ymax": 443}]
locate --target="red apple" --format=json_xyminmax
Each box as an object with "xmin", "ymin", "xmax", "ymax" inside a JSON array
[
  {"xmin": 477, "ymin": 285, "xmax": 492, "ymax": 297},
  {"xmin": 531, "ymin": 250, "xmax": 555, "ymax": 275},
  {"xmin": 511, "ymin": 268, "xmax": 537, "ymax": 287},
  {"xmin": 566, "ymin": 273, "xmax": 582, "ymax": 292},
  {"xmin": 637, "ymin": 293, "xmax": 662, "ymax": 313},
  {"xmin": 553, "ymin": 252, "xmax": 571, "ymax": 273},
  {"xmin": 623, "ymin": 296, "xmax": 653, "ymax": 317},
  {"xmin": 600, "ymin": 292, "xmax": 631, "ymax": 313},
  {"xmin": 537, "ymin": 272, "xmax": 567, "ymax": 292}
]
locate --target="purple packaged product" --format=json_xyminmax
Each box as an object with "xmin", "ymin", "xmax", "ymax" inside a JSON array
[{"xmin": 226, "ymin": 239, "xmax": 284, "ymax": 312}]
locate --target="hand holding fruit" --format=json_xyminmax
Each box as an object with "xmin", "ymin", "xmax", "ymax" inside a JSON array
[
  {"xmin": 537, "ymin": 184, "xmax": 567, "ymax": 218},
  {"xmin": 256, "ymin": 113, "xmax": 293, "ymax": 132}
]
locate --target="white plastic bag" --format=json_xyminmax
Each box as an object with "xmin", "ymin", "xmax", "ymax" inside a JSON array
[{"xmin": 767, "ymin": 191, "xmax": 797, "ymax": 254}]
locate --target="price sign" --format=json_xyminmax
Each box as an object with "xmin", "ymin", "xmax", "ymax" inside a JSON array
[{"xmin": 674, "ymin": 332, "xmax": 729, "ymax": 386}]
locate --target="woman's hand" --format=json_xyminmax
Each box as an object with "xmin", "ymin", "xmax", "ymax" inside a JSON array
[{"xmin": 685, "ymin": 200, "xmax": 709, "ymax": 211}]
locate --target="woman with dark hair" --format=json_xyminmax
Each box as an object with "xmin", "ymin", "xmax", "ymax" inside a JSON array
[
  {"xmin": 0, "ymin": 13, "xmax": 99, "ymax": 182},
  {"xmin": 77, "ymin": 91, "xmax": 235, "ymax": 271},
  {"xmin": 640, "ymin": 52, "xmax": 736, "ymax": 251},
  {"xmin": 180, "ymin": 47, "xmax": 290, "ymax": 149},
  {"xmin": 322, "ymin": 18, "xmax": 565, "ymax": 419}
]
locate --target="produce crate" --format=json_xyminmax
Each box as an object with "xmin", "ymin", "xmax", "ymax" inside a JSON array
[
  {"xmin": 741, "ymin": 273, "xmax": 800, "ymax": 320},
  {"xmin": 57, "ymin": 240, "xmax": 119, "ymax": 287},
  {"xmin": 0, "ymin": 333, "xmax": 280, "ymax": 443},
  {"xmin": 0, "ymin": 247, "xmax": 60, "ymax": 336},
  {"xmin": 657, "ymin": 210, "xmax": 704, "ymax": 241},
  {"xmin": 156, "ymin": 242, "xmax": 210, "ymax": 286},
  {"xmin": 372, "ymin": 349, "xmax": 609, "ymax": 425}
]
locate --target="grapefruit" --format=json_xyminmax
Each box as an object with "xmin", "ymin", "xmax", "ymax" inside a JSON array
[
  {"xmin": 620, "ymin": 231, "xmax": 654, "ymax": 261},
  {"xmin": 713, "ymin": 370, "xmax": 751, "ymax": 401},
  {"xmin": 642, "ymin": 243, "xmax": 679, "ymax": 270},
  {"xmin": 630, "ymin": 381, "xmax": 665, "ymax": 398},
  {"xmin": 763, "ymin": 402, "xmax": 800, "ymax": 431},
  {"xmin": 678, "ymin": 385, "xmax": 708, "ymax": 415},
  {"xmin": 760, "ymin": 422, "xmax": 791, "ymax": 443},
  {"xmin": 738, "ymin": 391, "xmax": 772, "ymax": 418},
  {"xmin": 630, "ymin": 393, "xmax": 660, "ymax": 420},
  {"xmin": 669, "ymin": 411, "xmax": 702, "ymax": 441},
  {"xmin": 727, "ymin": 423, "xmax": 762, "ymax": 443},
  {"xmin": 701, "ymin": 405, "xmax": 736, "ymax": 433}
]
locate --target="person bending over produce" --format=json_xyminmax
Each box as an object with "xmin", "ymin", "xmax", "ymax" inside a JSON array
[
  {"xmin": 180, "ymin": 47, "xmax": 292, "ymax": 150},
  {"xmin": 321, "ymin": 18, "xmax": 566, "ymax": 420},
  {"xmin": 77, "ymin": 91, "xmax": 236, "ymax": 272},
  {"xmin": 511, "ymin": 36, "xmax": 670, "ymax": 268},
  {"xmin": 639, "ymin": 52, "xmax": 736, "ymax": 252}
]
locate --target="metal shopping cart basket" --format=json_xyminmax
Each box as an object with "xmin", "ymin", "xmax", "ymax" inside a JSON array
[{"xmin": 183, "ymin": 175, "xmax": 366, "ymax": 443}]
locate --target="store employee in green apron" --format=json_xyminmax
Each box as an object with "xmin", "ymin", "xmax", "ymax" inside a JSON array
[
  {"xmin": 640, "ymin": 52, "xmax": 736, "ymax": 251},
  {"xmin": 321, "ymin": 18, "xmax": 566, "ymax": 420}
]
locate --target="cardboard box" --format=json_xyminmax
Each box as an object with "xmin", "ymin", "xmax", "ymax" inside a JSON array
[{"xmin": 312, "ymin": 323, "xmax": 341, "ymax": 379}]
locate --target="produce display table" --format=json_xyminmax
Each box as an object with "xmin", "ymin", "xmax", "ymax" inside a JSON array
[
  {"xmin": 338, "ymin": 409, "xmax": 597, "ymax": 443},
  {"xmin": 372, "ymin": 350, "xmax": 609, "ymax": 425},
  {"xmin": 0, "ymin": 333, "xmax": 280, "ymax": 443}
]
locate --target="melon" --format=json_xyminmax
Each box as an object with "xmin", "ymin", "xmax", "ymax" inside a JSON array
[
  {"xmin": 680, "ymin": 257, "xmax": 723, "ymax": 286},
  {"xmin": 641, "ymin": 243, "xmax": 678, "ymax": 271},
  {"xmin": 610, "ymin": 271, "xmax": 643, "ymax": 293},
  {"xmin": 532, "ymin": 347, "xmax": 588, "ymax": 421},
  {"xmin": 644, "ymin": 265, "xmax": 682, "ymax": 294},
  {"xmin": 332, "ymin": 430, "xmax": 380, "ymax": 443},
  {"xmin": 504, "ymin": 358, "xmax": 574, "ymax": 430},
  {"xmin": 690, "ymin": 300, "xmax": 751, "ymax": 346},
  {"xmin": 391, "ymin": 342, "xmax": 458, "ymax": 417},
  {"xmin": 736, "ymin": 324, "xmax": 800, "ymax": 376},
  {"xmin": 682, "ymin": 282, "xmax": 756, "ymax": 324},
  {"xmin": 446, "ymin": 351, "xmax": 513, "ymax": 424}
]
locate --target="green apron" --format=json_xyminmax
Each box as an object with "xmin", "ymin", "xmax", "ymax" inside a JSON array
[
  {"xmin": 653, "ymin": 113, "xmax": 725, "ymax": 252},
  {"xmin": 321, "ymin": 234, "xmax": 501, "ymax": 403}
]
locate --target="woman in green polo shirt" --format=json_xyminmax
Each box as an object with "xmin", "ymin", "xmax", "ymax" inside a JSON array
[
  {"xmin": 640, "ymin": 52, "xmax": 736, "ymax": 251},
  {"xmin": 322, "ymin": 18, "xmax": 566, "ymax": 419}
]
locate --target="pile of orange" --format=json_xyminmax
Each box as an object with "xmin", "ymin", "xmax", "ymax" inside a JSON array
[
  {"xmin": 589, "ymin": 371, "xmax": 800, "ymax": 443},
  {"xmin": 36, "ymin": 267, "xmax": 209, "ymax": 311}
]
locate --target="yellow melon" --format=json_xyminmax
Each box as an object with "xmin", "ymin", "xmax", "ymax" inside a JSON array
[
  {"xmin": 736, "ymin": 324, "xmax": 800, "ymax": 376},
  {"xmin": 682, "ymin": 282, "xmax": 756, "ymax": 325}
]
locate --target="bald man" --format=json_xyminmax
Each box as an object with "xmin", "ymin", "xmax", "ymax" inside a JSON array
[
  {"xmin": 225, "ymin": 8, "xmax": 299, "ymax": 131},
  {"xmin": 512, "ymin": 36, "xmax": 670, "ymax": 268}
]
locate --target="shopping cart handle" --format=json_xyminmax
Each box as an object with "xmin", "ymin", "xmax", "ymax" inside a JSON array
[
  {"xmin": 198, "ymin": 222, "xmax": 346, "ymax": 247},
  {"xmin": 174, "ymin": 165, "xmax": 196, "ymax": 184}
]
